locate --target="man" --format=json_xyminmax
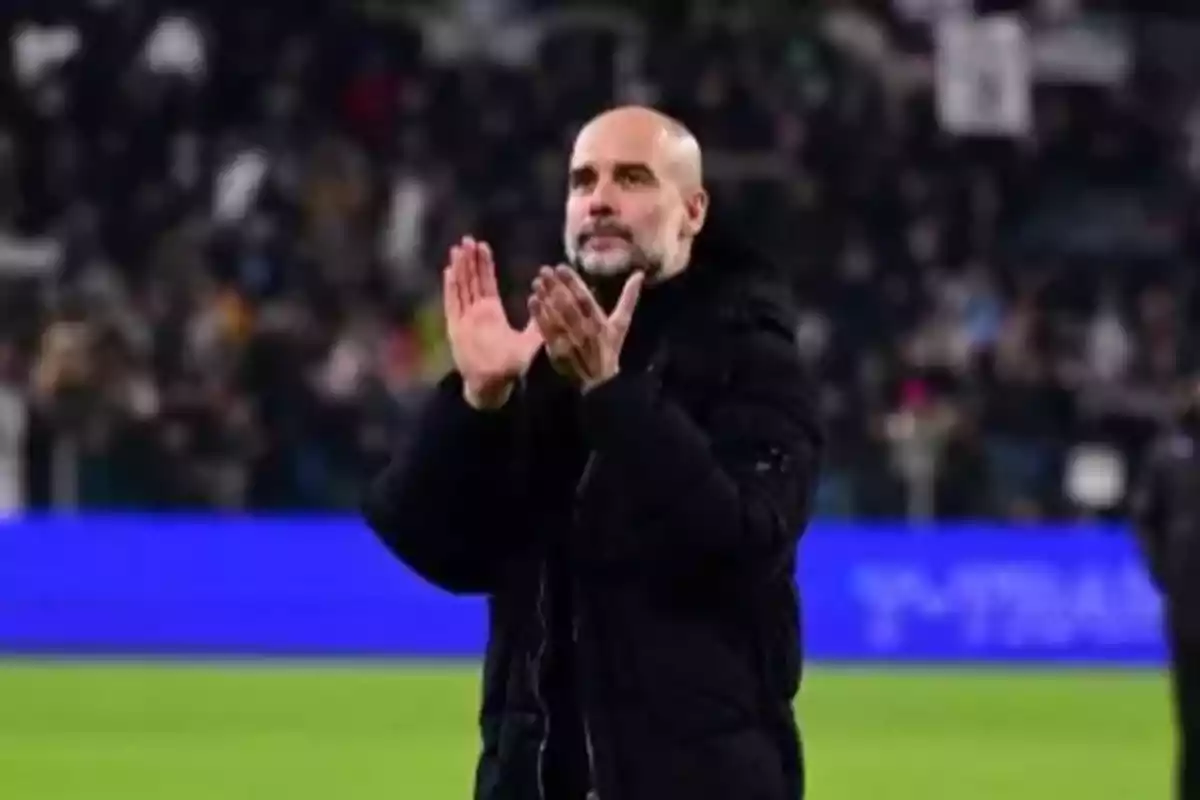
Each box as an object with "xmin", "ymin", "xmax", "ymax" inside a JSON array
[
  {"xmin": 363, "ymin": 106, "xmax": 821, "ymax": 800},
  {"xmin": 1133, "ymin": 380, "xmax": 1200, "ymax": 800}
]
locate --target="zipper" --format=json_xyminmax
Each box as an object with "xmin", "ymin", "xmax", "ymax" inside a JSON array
[
  {"xmin": 573, "ymin": 613, "xmax": 600, "ymax": 800},
  {"xmin": 567, "ymin": 357, "xmax": 659, "ymax": 799},
  {"xmin": 573, "ymin": 612, "xmax": 600, "ymax": 800},
  {"xmin": 532, "ymin": 564, "xmax": 550, "ymax": 800},
  {"xmin": 573, "ymin": 452, "xmax": 601, "ymax": 799},
  {"xmin": 533, "ymin": 453, "xmax": 600, "ymax": 800},
  {"xmin": 532, "ymin": 453, "xmax": 597, "ymax": 796}
]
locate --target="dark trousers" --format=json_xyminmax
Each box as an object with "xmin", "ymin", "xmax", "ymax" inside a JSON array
[{"xmin": 1171, "ymin": 633, "xmax": 1200, "ymax": 800}]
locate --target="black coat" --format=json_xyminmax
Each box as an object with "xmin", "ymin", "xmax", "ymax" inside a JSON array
[{"xmin": 363, "ymin": 238, "xmax": 822, "ymax": 800}]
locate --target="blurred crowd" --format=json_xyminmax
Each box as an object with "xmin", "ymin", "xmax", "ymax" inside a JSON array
[{"xmin": 2, "ymin": 0, "xmax": 1199, "ymax": 520}]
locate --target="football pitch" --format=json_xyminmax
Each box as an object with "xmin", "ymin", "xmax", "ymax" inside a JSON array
[{"xmin": 0, "ymin": 661, "xmax": 1174, "ymax": 799}]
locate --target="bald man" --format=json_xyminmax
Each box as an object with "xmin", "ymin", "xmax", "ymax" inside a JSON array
[{"xmin": 364, "ymin": 107, "xmax": 821, "ymax": 800}]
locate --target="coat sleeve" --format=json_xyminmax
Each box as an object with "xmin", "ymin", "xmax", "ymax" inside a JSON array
[
  {"xmin": 361, "ymin": 372, "xmax": 531, "ymax": 595},
  {"xmin": 577, "ymin": 331, "xmax": 821, "ymax": 570},
  {"xmin": 1130, "ymin": 439, "xmax": 1171, "ymax": 591}
]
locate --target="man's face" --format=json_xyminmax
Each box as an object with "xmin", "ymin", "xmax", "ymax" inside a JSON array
[{"xmin": 563, "ymin": 121, "xmax": 693, "ymax": 281}]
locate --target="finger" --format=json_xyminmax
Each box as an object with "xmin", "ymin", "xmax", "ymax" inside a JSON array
[
  {"xmin": 443, "ymin": 264, "xmax": 463, "ymax": 321},
  {"xmin": 608, "ymin": 271, "xmax": 645, "ymax": 338},
  {"xmin": 530, "ymin": 284, "xmax": 573, "ymax": 344},
  {"xmin": 532, "ymin": 269, "xmax": 566, "ymax": 317},
  {"xmin": 527, "ymin": 294, "xmax": 554, "ymax": 337},
  {"xmin": 447, "ymin": 246, "xmax": 468, "ymax": 316},
  {"xmin": 540, "ymin": 268, "xmax": 590, "ymax": 334},
  {"xmin": 531, "ymin": 272, "xmax": 554, "ymax": 319},
  {"xmin": 554, "ymin": 267, "xmax": 609, "ymax": 347},
  {"xmin": 478, "ymin": 242, "xmax": 499, "ymax": 297},
  {"xmin": 530, "ymin": 297, "xmax": 589, "ymax": 378},
  {"xmin": 531, "ymin": 289, "xmax": 589, "ymax": 363},
  {"xmin": 545, "ymin": 280, "xmax": 592, "ymax": 351},
  {"xmin": 555, "ymin": 265, "xmax": 603, "ymax": 323},
  {"xmin": 546, "ymin": 278, "xmax": 581, "ymax": 327},
  {"xmin": 528, "ymin": 292, "xmax": 568, "ymax": 342},
  {"xmin": 461, "ymin": 236, "xmax": 481, "ymax": 304},
  {"xmin": 453, "ymin": 243, "xmax": 473, "ymax": 309}
]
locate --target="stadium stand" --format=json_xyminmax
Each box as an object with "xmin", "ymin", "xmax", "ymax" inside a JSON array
[{"xmin": 0, "ymin": 0, "xmax": 1196, "ymax": 520}]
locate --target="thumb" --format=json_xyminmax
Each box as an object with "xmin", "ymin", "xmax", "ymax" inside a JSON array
[{"xmin": 607, "ymin": 272, "xmax": 644, "ymax": 340}]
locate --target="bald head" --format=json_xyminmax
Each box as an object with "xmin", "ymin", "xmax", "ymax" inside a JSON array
[
  {"xmin": 564, "ymin": 106, "xmax": 709, "ymax": 282},
  {"xmin": 578, "ymin": 107, "xmax": 704, "ymax": 191}
]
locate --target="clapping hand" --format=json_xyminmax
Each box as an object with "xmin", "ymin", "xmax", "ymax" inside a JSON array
[
  {"xmin": 444, "ymin": 237, "xmax": 542, "ymax": 410},
  {"xmin": 528, "ymin": 265, "xmax": 644, "ymax": 393}
]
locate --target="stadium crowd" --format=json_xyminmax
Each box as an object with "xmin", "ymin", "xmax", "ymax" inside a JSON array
[{"xmin": 0, "ymin": 0, "xmax": 1197, "ymax": 520}]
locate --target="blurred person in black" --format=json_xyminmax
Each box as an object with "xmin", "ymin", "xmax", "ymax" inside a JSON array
[
  {"xmin": 363, "ymin": 106, "xmax": 821, "ymax": 800},
  {"xmin": 1133, "ymin": 379, "xmax": 1200, "ymax": 800}
]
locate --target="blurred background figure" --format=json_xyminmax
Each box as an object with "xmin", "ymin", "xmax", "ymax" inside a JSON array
[
  {"xmin": 1133, "ymin": 379, "xmax": 1200, "ymax": 800},
  {"xmin": 0, "ymin": 337, "xmax": 26, "ymax": 516}
]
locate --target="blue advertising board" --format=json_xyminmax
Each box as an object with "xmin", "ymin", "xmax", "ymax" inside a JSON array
[{"xmin": 0, "ymin": 516, "xmax": 1167, "ymax": 665}]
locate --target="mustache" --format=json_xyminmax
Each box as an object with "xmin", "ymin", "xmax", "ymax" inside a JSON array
[{"xmin": 578, "ymin": 224, "xmax": 632, "ymax": 245}]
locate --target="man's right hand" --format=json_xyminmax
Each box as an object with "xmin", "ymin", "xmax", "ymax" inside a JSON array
[{"xmin": 444, "ymin": 236, "xmax": 541, "ymax": 410}]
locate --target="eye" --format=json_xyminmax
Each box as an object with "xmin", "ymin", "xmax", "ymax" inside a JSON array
[
  {"xmin": 615, "ymin": 165, "xmax": 655, "ymax": 187},
  {"xmin": 568, "ymin": 168, "xmax": 596, "ymax": 191}
]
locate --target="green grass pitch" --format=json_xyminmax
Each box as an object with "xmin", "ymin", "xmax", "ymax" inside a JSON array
[{"xmin": 0, "ymin": 661, "xmax": 1174, "ymax": 799}]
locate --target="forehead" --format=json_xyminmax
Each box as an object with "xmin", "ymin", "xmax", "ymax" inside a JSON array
[{"xmin": 570, "ymin": 120, "xmax": 671, "ymax": 172}]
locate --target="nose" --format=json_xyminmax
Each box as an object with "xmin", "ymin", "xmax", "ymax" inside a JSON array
[{"xmin": 587, "ymin": 176, "xmax": 619, "ymax": 217}]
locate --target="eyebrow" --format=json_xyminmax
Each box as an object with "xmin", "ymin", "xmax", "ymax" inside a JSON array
[
  {"xmin": 568, "ymin": 165, "xmax": 595, "ymax": 184},
  {"xmin": 568, "ymin": 162, "xmax": 658, "ymax": 183}
]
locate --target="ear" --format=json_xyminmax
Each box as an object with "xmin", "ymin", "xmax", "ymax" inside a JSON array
[{"xmin": 682, "ymin": 188, "xmax": 709, "ymax": 238}]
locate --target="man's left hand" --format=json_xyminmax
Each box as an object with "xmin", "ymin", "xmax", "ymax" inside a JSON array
[{"xmin": 528, "ymin": 265, "xmax": 644, "ymax": 393}]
